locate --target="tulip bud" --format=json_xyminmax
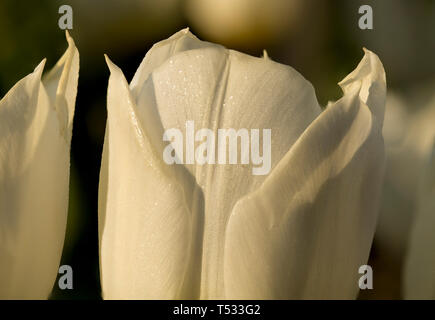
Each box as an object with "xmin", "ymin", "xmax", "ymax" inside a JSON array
[{"xmin": 99, "ymin": 29, "xmax": 386, "ymax": 299}]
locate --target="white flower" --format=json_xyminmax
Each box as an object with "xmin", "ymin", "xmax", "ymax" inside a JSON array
[
  {"xmin": 402, "ymin": 94, "xmax": 435, "ymax": 299},
  {"xmin": 404, "ymin": 141, "xmax": 435, "ymax": 299},
  {"xmin": 99, "ymin": 29, "xmax": 386, "ymax": 299},
  {"xmin": 0, "ymin": 32, "xmax": 79, "ymax": 299},
  {"xmin": 376, "ymin": 91, "xmax": 435, "ymax": 265}
]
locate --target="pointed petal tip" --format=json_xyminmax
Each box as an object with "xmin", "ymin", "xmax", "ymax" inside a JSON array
[
  {"xmin": 104, "ymin": 54, "xmax": 127, "ymax": 86},
  {"xmin": 104, "ymin": 54, "xmax": 119, "ymax": 74},
  {"xmin": 168, "ymin": 27, "xmax": 198, "ymax": 42},
  {"xmin": 335, "ymin": 47, "xmax": 387, "ymax": 127},
  {"xmin": 361, "ymin": 47, "xmax": 378, "ymax": 65},
  {"xmin": 33, "ymin": 59, "xmax": 46, "ymax": 78},
  {"xmin": 362, "ymin": 48, "xmax": 385, "ymax": 73},
  {"xmin": 64, "ymin": 30, "xmax": 78, "ymax": 52},
  {"xmin": 263, "ymin": 49, "xmax": 269, "ymax": 60},
  {"xmin": 361, "ymin": 47, "xmax": 380, "ymax": 61},
  {"xmin": 338, "ymin": 47, "xmax": 386, "ymax": 91}
]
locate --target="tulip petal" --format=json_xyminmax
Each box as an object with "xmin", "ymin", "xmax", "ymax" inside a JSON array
[
  {"xmin": 100, "ymin": 57, "xmax": 204, "ymax": 299},
  {"xmin": 43, "ymin": 31, "xmax": 79, "ymax": 143},
  {"xmin": 0, "ymin": 33, "xmax": 79, "ymax": 299},
  {"xmin": 130, "ymin": 28, "xmax": 220, "ymax": 98},
  {"xmin": 224, "ymin": 49, "xmax": 386, "ymax": 299}
]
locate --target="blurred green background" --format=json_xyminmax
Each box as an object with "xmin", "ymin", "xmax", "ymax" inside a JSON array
[{"xmin": 1, "ymin": 0, "xmax": 434, "ymax": 299}]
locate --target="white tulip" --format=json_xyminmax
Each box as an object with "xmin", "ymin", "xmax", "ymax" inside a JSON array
[
  {"xmin": 374, "ymin": 94, "xmax": 422, "ymax": 262},
  {"xmin": 402, "ymin": 94, "xmax": 435, "ymax": 299},
  {"xmin": 361, "ymin": 91, "xmax": 435, "ymax": 299},
  {"xmin": 99, "ymin": 29, "xmax": 386, "ymax": 299},
  {"xmin": 0, "ymin": 32, "xmax": 79, "ymax": 299},
  {"xmin": 404, "ymin": 142, "xmax": 435, "ymax": 299},
  {"xmin": 376, "ymin": 91, "xmax": 435, "ymax": 266}
]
